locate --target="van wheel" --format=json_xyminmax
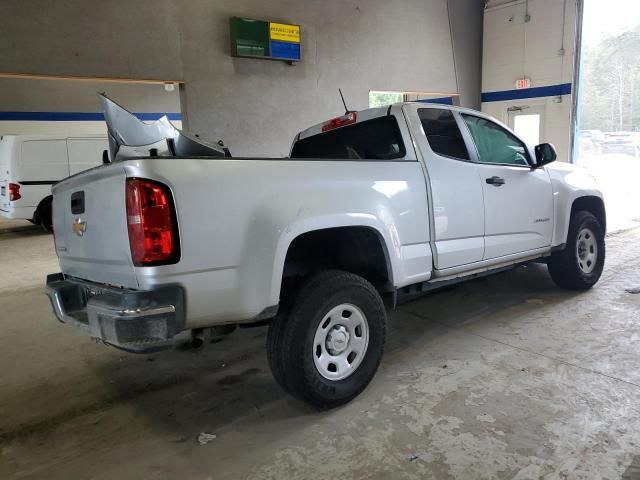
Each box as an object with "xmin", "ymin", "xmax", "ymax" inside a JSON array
[
  {"xmin": 267, "ymin": 270, "xmax": 386, "ymax": 408},
  {"xmin": 38, "ymin": 197, "xmax": 53, "ymax": 232},
  {"xmin": 547, "ymin": 210, "xmax": 605, "ymax": 290}
]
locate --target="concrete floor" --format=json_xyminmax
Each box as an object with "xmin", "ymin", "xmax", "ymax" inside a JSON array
[{"xmin": 2, "ymin": 220, "xmax": 640, "ymax": 480}]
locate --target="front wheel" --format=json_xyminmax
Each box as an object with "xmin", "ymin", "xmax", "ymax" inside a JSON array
[
  {"xmin": 547, "ymin": 210, "xmax": 605, "ymax": 289},
  {"xmin": 267, "ymin": 270, "xmax": 386, "ymax": 408}
]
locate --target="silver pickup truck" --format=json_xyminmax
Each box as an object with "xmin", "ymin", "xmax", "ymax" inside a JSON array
[{"xmin": 46, "ymin": 96, "xmax": 605, "ymax": 407}]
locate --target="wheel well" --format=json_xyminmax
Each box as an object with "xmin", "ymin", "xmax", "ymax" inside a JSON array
[
  {"xmin": 33, "ymin": 195, "xmax": 52, "ymax": 223},
  {"xmin": 571, "ymin": 196, "xmax": 606, "ymax": 233},
  {"xmin": 280, "ymin": 227, "xmax": 392, "ymax": 302}
]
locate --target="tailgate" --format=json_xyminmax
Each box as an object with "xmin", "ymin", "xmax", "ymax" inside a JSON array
[{"xmin": 52, "ymin": 164, "xmax": 138, "ymax": 288}]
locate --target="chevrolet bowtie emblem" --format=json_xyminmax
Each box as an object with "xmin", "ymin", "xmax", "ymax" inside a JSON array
[{"xmin": 72, "ymin": 218, "xmax": 87, "ymax": 236}]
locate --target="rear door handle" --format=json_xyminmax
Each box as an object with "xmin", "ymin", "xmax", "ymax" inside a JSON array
[{"xmin": 485, "ymin": 176, "xmax": 505, "ymax": 186}]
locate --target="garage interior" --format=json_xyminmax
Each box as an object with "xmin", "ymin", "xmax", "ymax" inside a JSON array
[{"xmin": 2, "ymin": 1, "xmax": 640, "ymax": 479}]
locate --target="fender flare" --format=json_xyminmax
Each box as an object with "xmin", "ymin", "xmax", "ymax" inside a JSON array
[{"xmin": 267, "ymin": 214, "xmax": 401, "ymax": 305}]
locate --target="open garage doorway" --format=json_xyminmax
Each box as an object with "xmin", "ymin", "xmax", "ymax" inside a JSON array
[
  {"xmin": 575, "ymin": 0, "xmax": 640, "ymax": 231},
  {"xmin": 369, "ymin": 90, "xmax": 460, "ymax": 107}
]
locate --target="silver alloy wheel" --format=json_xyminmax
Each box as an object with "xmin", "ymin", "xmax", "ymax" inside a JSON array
[
  {"xmin": 313, "ymin": 303, "xmax": 370, "ymax": 381},
  {"xmin": 576, "ymin": 227, "xmax": 598, "ymax": 274}
]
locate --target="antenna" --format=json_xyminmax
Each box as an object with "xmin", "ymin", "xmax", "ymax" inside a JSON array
[{"xmin": 338, "ymin": 88, "xmax": 353, "ymax": 114}]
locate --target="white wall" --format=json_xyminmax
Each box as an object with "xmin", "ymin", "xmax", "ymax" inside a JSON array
[
  {"xmin": 0, "ymin": 120, "xmax": 182, "ymax": 136},
  {"xmin": 0, "ymin": 77, "xmax": 182, "ymax": 136},
  {"xmin": 482, "ymin": 0, "xmax": 577, "ymax": 162}
]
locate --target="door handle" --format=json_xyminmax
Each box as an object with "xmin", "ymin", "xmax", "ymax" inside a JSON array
[{"xmin": 485, "ymin": 176, "xmax": 505, "ymax": 186}]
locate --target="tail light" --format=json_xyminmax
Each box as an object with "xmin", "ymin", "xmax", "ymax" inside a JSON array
[
  {"xmin": 321, "ymin": 112, "xmax": 357, "ymax": 132},
  {"xmin": 126, "ymin": 178, "xmax": 179, "ymax": 266},
  {"xmin": 8, "ymin": 183, "xmax": 21, "ymax": 201}
]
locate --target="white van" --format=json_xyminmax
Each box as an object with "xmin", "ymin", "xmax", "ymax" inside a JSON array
[{"xmin": 0, "ymin": 135, "xmax": 108, "ymax": 230}]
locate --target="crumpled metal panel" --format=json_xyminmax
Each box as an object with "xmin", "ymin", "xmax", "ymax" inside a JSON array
[{"xmin": 99, "ymin": 93, "xmax": 227, "ymax": 161}]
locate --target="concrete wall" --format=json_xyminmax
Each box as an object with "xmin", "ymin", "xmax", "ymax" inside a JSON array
[
  {"xmin": 0, "ymin": 0, "xmax": 182, "ymax": 81},
  {"xmin": 481, "ymin": 0, "xmax": 577, "ymax": 163},
  {"xmin": 0, "ymin": 0, "xmax": 484, "ymax": 156},
  {"xmin": 448, "ymin": 0, "xmax": 484, "ymax": 109}
]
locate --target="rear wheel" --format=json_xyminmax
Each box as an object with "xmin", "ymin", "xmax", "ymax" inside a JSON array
[
  {"xmin": 37, "ymin": 196, "xmax": 53, "ymax": 232},
  {"xmin": 547, "ymin": 210, "xmax": 605, "ymax": 289},
  {"xmin": 267, "ymin": 270, "xmax": 386, "ymax": 408}
]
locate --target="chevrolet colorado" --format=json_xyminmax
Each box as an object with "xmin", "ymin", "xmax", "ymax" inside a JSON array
[{"xmin": 46, "ymin": 96, "xmax": 605, "ymax": 408}]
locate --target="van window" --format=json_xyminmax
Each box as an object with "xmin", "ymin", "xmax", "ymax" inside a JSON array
[
  {"xmin": 291, "ymin": 116, "xmax": 406, "ymax": 160},
  {"xmin": 20, "ymin": 140, "xmax": 69, "ymax": 181},
  {"xmin": 418, "ymin": 108, "xmax": 469, "ymax": 160}
]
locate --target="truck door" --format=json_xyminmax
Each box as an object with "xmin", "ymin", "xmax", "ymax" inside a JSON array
[
  {"xmin": 404, "ymin": 105, "xmax": 485, "ymax": 270},
  {"xmin": 459, "ymin": 113, "xmax": 553, "ymax": 259}
]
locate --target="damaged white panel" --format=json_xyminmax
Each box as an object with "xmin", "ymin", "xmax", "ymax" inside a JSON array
[{"xmin": 99, "ymin": 93, "xmax": 227, "ymax": 161}]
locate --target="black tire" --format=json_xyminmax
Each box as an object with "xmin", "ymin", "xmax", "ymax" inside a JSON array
[
  {"xmin": 38, "ymin": 196, "xmax": 53, "ymax": 232},
  {"xmin": 266, "ymin": 311, "xmax": 293, "ymax": 394},
  {"xmin": 548, "ymin": 210, "xmax": 605, "ymax": 290},
  {"xmin": 268, "ymin": 270, "xmax": 386, "ymax": 409}
]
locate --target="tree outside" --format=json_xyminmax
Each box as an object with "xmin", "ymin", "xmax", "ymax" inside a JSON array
[
  {"xmin": 369, "ymin": 92, "xmax": 403, "ymax": 108},
  {"xmin": 580, "ymin": 25, "xmax": 640, "ymax": 132},
  {"xmin": 577, "ymin": 0, "xmax": 640, "ymax": 231}
]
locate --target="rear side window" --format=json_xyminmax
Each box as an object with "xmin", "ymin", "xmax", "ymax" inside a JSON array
[
  {"xmin": 291, "ymin": 116, "xmax": 406, "ymax": 160},
  {"xmin": 418, "ymin": 108, "xmax": 469, "ymax": 160}
]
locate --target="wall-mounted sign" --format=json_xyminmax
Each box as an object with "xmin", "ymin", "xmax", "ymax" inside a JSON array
[
  {"xmin": 230, "ymin": 17, "xmax": 301, "ymax": 62},
  {"xmin": 515, "ymin": 78, "xmax": 531, "ymax": 89}
]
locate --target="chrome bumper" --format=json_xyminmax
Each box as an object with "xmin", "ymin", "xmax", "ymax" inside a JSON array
[{"xmin": 45, "ymin": 273, "xmax": 185, "ymax": 353}]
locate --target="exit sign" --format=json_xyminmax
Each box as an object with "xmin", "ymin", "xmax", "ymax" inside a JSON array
[
  {"xmin": 230, "ymin": 17, "xmax": 301, "ymax": 62},
  {"xmin": 516, "ymin": 78, "xmax": 531, "ymax": 89}
]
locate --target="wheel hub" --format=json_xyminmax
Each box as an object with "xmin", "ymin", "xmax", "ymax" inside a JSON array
[
  {"xmin": 326, "ymin": 325, "xmax": 350, "ymax": 355},
  {"xmin": 578, "ymin": 242, "xmax": 587, "ymax": 259},
  {"xmin": 312, "ymin": 304, "xmax": 370, "ymax": 381},
  {"xmin": 576, "ymin": 227, "xmax": 598, "ymax": 274}
]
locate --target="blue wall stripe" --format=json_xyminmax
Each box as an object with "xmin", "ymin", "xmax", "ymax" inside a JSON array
[
  {"xmin": 481, "ymin": 83, "xmax": 572, "ymax": 102},
  {"xmin": 416, "ymin": 97, "xmax": 455, "ymax": 106},
  {"xmin": 0, "ymin": 111, "xmax": 182, "ymax": 121}
]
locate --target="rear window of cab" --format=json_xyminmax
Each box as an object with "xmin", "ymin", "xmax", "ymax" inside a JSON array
[{"xmin": 290, "ymin": 116, "xmax": 406, "ymax": 160}]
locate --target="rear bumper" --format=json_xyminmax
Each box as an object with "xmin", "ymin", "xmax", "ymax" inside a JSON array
[
  {"xmin": 45, "ymin": 273, "xmax": 186, "ymax": 353},
  {"xmin": 0, "ymin": 206, "xmax": 36, "ymax": 220}
]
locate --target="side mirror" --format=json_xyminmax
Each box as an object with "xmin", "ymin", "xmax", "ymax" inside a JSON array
[{"xmin": 534, "ymin": 143, "xmax": 556, "ymax": 167}]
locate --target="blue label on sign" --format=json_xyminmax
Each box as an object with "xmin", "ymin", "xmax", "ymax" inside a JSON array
[{"xmin": 270, "ymin": 40, "xmax": 301, "ymax": 61}]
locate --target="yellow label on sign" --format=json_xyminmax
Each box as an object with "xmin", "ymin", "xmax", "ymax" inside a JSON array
[{"xmin": 270, "ymin": 22, "xmax": 300, "ymax": 43}]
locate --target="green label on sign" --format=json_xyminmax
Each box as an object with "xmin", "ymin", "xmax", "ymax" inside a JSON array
[{"xmin": 231, "ymin": 17, "xmax": 270, "ymax": 58}]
